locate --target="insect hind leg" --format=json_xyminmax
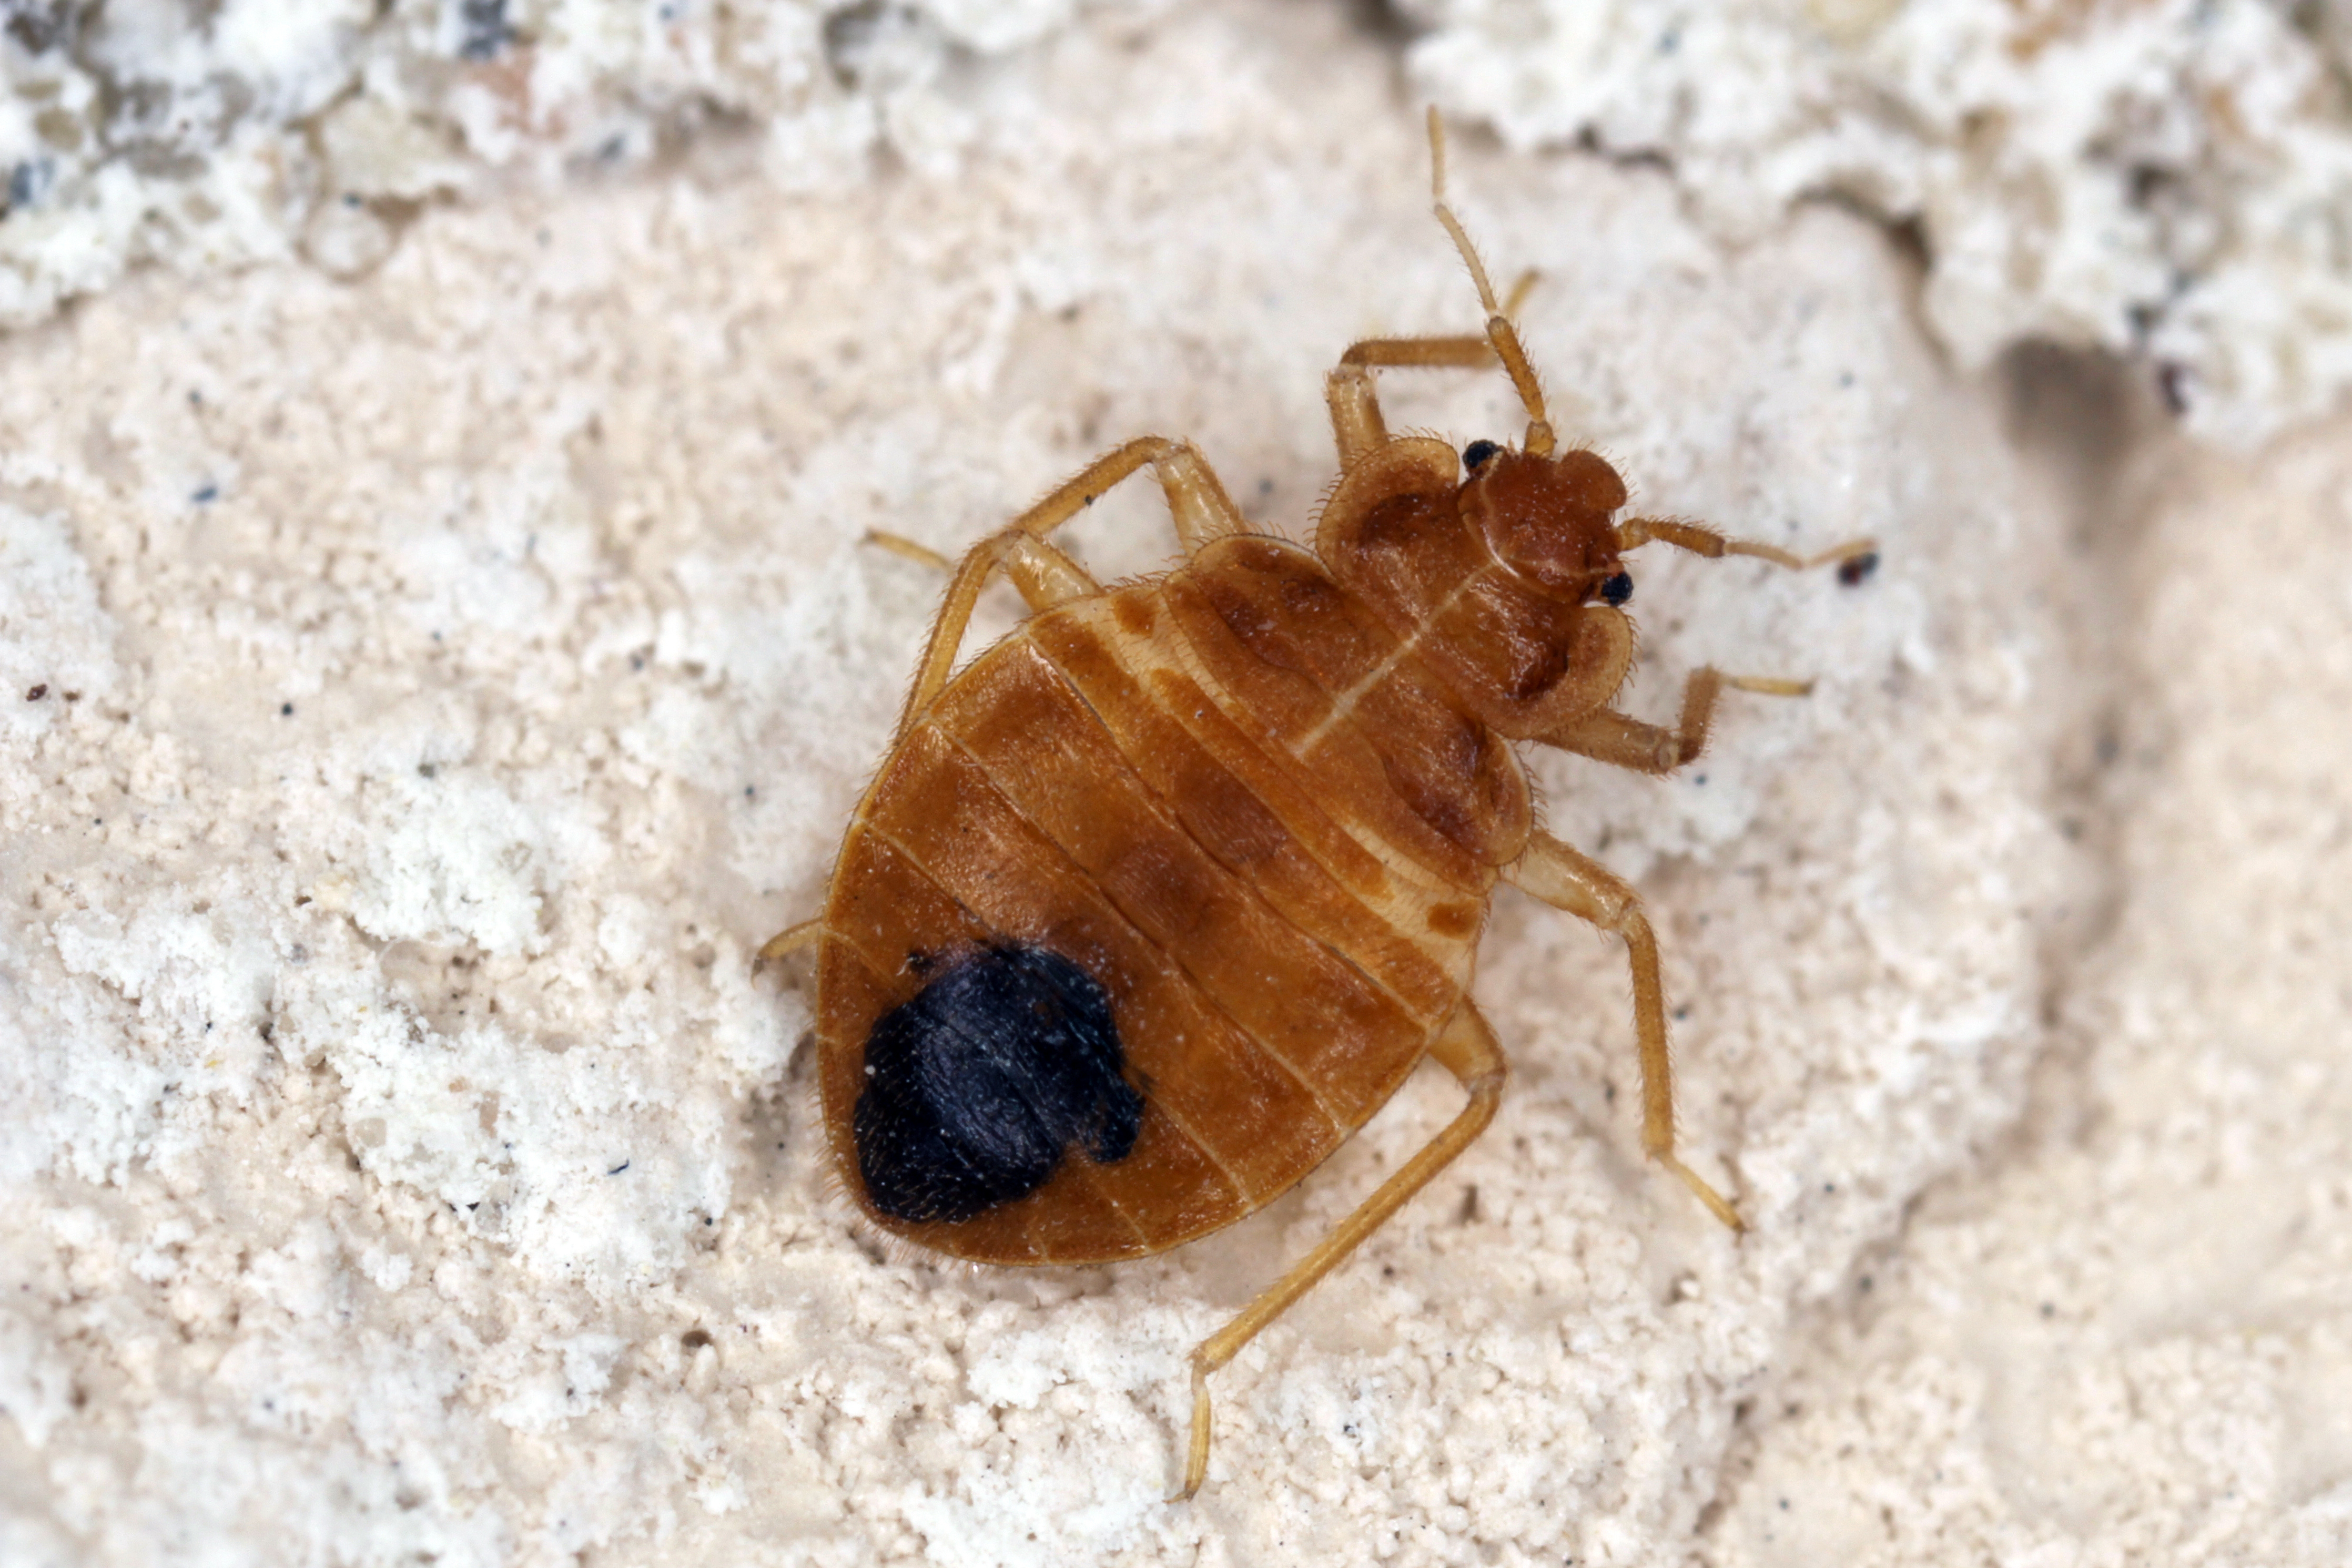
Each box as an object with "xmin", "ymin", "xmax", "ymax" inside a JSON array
[{"xmin": 1175, "ymin": 1001, "xmax": 1507, "ymax": 1500}]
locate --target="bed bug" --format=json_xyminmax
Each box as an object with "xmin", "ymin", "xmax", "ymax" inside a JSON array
[{"xmin": 761, "ymin": 110, "xmax": 1871, "ymax": 1500}]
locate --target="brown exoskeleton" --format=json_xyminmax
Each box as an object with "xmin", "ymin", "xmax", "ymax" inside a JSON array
[{"xmin": 763, "ymin": 110, "xmax": 1870, "ymax": 1499}]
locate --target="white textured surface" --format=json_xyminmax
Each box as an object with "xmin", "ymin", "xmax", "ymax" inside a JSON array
[
  {"xmin": 0, "ymin": 0, "xmax": 1103, "ymax": 317},
  {"xmin": 6, "ymin": 2, "xmax": 2340, "ymax": 1565},
  {"xmin": 1407, "ymin": 0, "xmax": 2352, "ymax": 446},
  {"xmin": 4, "ymin": 2, "xmax": 2352, "ymax": 446},
  {"xmin": 1712, "ymin": 416, "xmax": 2352, "ymax": 1568}
]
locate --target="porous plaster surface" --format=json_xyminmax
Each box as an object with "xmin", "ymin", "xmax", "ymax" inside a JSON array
[
  {"xmin": 0, "ymin": 2, "xmax": 2330, "ymax": 1565},
  {"xmin": 0, "ymin": 0, "xmax": 1109, "ymax": 320},
  {"xmin": 1406, "ymin": 0, "xmax": 2352, "ymax": 447},
  {"xmin": 7, "ymin": 1, "xmax": 2351, "ymax": 443},
  {"xmin": 1712, "ymin": 417, "xmax": 2352, "ymax": 1568}
]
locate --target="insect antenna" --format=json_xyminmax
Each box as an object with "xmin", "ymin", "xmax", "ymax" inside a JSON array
[{"xmin": 1427, "ymin": 107, "xmax": 1555, "ymax": 459}]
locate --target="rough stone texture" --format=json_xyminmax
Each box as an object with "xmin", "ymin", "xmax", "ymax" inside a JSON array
[
  {"xmin": 0, "ymin": 0, "xmax": 1110, "ymax": 322},
  {"xmin": 9, "ymin": 1, "xmax": 2349, "ymax": 444},
  {"xmin": 1406, "ymin": 0, "xmax": 2352, "ymax": 448},
  {"xmin": 1, "ymin": 2, "xmax": 2339, "ymax": 1565},
  {"xmin": 1710, "ymin": 411, "xmax": 2352, "ymax": 1568}
]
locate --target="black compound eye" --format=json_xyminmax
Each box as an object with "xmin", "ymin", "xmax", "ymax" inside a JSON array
[
  {"xmin": 1600, "ymin": 571, "xmax": 1634, "ymax": 607},
  {"xmin": 1463, "ymin": 440, "xmax": 1501, "ymax": 473}
]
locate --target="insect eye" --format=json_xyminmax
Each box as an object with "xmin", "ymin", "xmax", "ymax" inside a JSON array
[
  {"xmin": 1462, "ymin": 440, "xmax": 1501, "ymax": 473},
  {"xmin": 1600, "ymin": 571, "xmax": 1634, "ymax": 607}
]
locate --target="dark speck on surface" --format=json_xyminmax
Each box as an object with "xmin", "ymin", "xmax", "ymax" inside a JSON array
[
  {"xmin": 459, "ymin": 0, "xmax": 511, "ymax": 60},
  {"xmin": 8, "ymin": 158, "xmax": 52, "ymax": 211}
]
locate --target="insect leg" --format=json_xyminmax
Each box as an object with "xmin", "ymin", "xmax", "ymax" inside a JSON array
[
  {"xmin": 888, "ymin": 440, "xmax": 1248, "ymax": 737},
  {"xmin": 765, "ymin": 539, "xmax": 1097, "ymax": 965},
  {"xmin": 869, "ymin": 529, "xmax": 1098, "ymax": 614},
  {"xmin": 1537, "ymin": 668, "xmax": 1812, "ymax": 776},
  {"xmin": 1175, "ymin": 1002, "xmax": 1507, "ymax": 1501},
  {"xmin": 1326, "ymin": 273, "xmax": 1538, "ymax": 471},
  {"xmin": 1326, "ymin": 338, "xmax": 1486, "ymax": 470},
  {"xmin": 1425, "ymin": 107, "xmax": 1555, "ymax": 457},
  {"xmin": 756, "ymin": 919, "xmax": 823, "ymax": 964},
  {"xmin": 1616, "ymin": 516, "xmax": 1878, "ymax": 572},
  {"xmin": 1506, "ymin": 832, "xmax": 1745, "ymax": 1233},
  {"xmin": 1012, "ymin": 435, "xmax": 1249, "ymax": 557},
  {"xmin": 1325, "ymin": 113, "xmax": 1554, "ymax": 470}
]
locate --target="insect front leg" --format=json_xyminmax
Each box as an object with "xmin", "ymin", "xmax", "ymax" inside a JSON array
[
  {"xmin": 1538, "ymin": 668, "xmax": 1813, "ymax": 776},
  {"xmin": 1323, "ymin": 271, "xmax": 1536, "ymax": 471},
  {"xmin": 1325, "ymin": 338, "xmax": 1492, "ymax": 470},
  {"xmin": 1175, "ymin": 1001, "xmax": 1508, "ymax": 1501},
  {"xmin": 1506, "ymin": 832, "xmax": 1744, "ymax": 1233}
]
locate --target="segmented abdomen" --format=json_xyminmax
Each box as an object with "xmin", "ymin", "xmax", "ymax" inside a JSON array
[{"xmin": 816, "ymin": 536, "xmax": 1523, "ymax": 1264}]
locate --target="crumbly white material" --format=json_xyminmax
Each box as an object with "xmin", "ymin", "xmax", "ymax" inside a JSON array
[
  {"xmin": 1, "ymin": 2, "xmax": 2339, "ymax": 1565},
  {"xmin": 0, "ymin": 0, "xmax": 1098, "ymax": 314},
  {"xmin": 1405, "ymin": 0, "xmax": 2352, "ymax": 446},
  {"xmin": 8, "ymin": 2, "xmax": 2351, "ymax": 446}
]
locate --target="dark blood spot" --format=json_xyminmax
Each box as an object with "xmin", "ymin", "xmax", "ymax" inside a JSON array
[
  {"xmin": 24, "ymin": 684, "xmax": 45, "ymax": 701},
  {"xmin": 855, "ymin": 945, "xmax": 1143, "ymax": 1224},
  {"xmin": 1463, "ymin": 440, "xmax": 1501, "ymax": 473},
  {"xmin": 1600, "ymin": 571, "xmax": 1634, "ymax": 606},
  {"xmin": 1837, "ymin": 551, "xmax": 1880, "ymax": 587}
]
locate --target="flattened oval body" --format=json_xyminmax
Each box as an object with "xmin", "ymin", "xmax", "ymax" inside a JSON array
[{"xmin": 814, "ymin": 537, "xmax": 1528, "ymax": 1265}]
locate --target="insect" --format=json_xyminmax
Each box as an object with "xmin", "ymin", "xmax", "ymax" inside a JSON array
[{"xmin": 762, "ymin": 111, "xmax": 1870, "ymax": 1500}]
